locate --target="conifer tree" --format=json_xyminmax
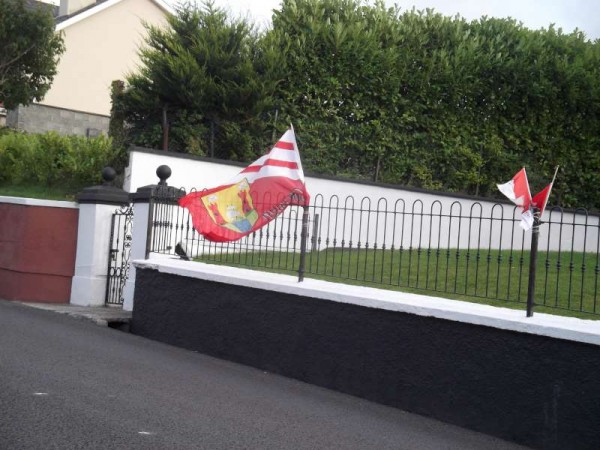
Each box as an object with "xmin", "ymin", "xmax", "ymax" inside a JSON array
[{"xmin": 120, "ymin": 1, "xmax": 278, "ymax": 158}]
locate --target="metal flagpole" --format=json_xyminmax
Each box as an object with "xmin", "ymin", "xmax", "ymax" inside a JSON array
[
  {"xmin": 298, "ymin": 204, "xmax": 309, "ymax": 282},
  {"xmin": 526, "ymin": 206, "xmax": 540, "ymax": 317},
  {"xmin": 525, "ymin": 165, "xmax": 558, "ymax": 317}
]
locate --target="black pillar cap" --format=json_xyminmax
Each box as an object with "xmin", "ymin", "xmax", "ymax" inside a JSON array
[
  {"xmin": 128, "ymin": 165, "xmax": 185, "ymax": 203},
  {"xmin": 76, "ymin": 167, "xmax": 129, "ymax": 205}
]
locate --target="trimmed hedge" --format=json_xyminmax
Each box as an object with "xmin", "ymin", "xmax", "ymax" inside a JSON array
[{"xmin": 0, "ymin": 130, "xmax": 120, "ymax": 189}]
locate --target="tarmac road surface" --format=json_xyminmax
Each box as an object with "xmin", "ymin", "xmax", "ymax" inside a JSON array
[{"xmin": 0, "ymin": 300, "xmax": 528, "ymax": 450}]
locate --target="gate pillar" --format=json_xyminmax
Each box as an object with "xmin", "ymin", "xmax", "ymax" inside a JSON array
[
  {"xmin": 70, "ymin": 167, "xmax": 129, "ymax": 307},
  {"xmin": 122, "ymin": 165, "xmax": 173, "ymax": 312}
]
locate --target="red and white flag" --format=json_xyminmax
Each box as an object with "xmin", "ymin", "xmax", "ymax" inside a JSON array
[
  {"xmin": 497, "ymin": 168, "xmax": 532, "ymax": 210},
  {"xmin": 532, "ymin": 184, "xmax": 552, "ymax": 215},
  {"xmin": 531, "ymin": 166, "xmax": 558, "ymax": 215},
  {"xmin": 497, "ymin": 166, "xmax": 558, "ymax": 231},
  {"xmin": 179, "ymin": 127, "xmax": 310, "ymax": 242},
  {"xmin": 497, "ymin": 168, "xmax": 534, "ymax": 231}
]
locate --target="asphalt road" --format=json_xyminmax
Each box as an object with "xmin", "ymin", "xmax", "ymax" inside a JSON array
[{"xmin": 0, "ymin": 300, "xmax": 528, "ymax": 450}]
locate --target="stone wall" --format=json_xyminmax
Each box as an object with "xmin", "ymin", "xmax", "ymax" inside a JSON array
[{"xmin": 6, "ymin": 103, "xmax": 109, "ymax": 136}]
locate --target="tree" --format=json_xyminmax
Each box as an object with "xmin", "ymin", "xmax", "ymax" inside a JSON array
[
  {"xmin": 116, "ymin": 0, "xmax": 600, "ymax": 209},
  {"xmin": 267, "ymin": 1, "xmax": 600, "ymax": 208},
  {"xmin": 119, "ymin": 1, "xmax": 279, "ymax": 158},
  {"xmin": 267, "ymin": 0, "xmax": 404, "ymax": 180},
  {"xmin": 0, "ymin": 0, "xmax": 65, "ymax": 109}
]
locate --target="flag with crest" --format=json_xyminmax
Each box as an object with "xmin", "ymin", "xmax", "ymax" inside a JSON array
[{"xmin": 179, "ymin": 127, "xmax": 309, "ymax": 242}]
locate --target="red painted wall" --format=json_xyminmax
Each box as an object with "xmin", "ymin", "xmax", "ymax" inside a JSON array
[{"xmin": 0, "ymin": 201, "xmax": 78, "ymax": 303}]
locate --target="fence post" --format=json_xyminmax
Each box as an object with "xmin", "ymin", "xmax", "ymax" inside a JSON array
[
  {"xmin": 526, "ymin": 207, "xmax": 541, "ymax": 317},
  {"xmin": 122, "ymin": 165, "xmax": 171, "ymax": 311},
  {"xmin": 298, "ymin": 205, "xmax": 310, "ymax": 282}
]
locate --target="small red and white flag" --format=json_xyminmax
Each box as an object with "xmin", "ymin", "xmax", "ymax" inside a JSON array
[
  {"xmin": 531, "ymin": 166, "xmax": 559, "ymax": 215},
  {"xmin": 497, "ymin": 168, "xmax": 534, "ymax": 230},
  {"xmin": 497, "ymin": 166, "xmax": 558, "ymax": 231},
  {"xmin": 179, "ymin": 127, "xmax": 310, "ymax": 242},
  {"xmin": 497, "ymin": 168, "xmax": 532, "ymax": 210}
]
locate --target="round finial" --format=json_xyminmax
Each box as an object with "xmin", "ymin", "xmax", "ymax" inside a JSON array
[
  {"xmin": 102, "ymin": 166, "xmax": 116, "ymax": 185},
  {"xmin": 156, "ymin": 165, "xmax": 172, "ymax": 185}
]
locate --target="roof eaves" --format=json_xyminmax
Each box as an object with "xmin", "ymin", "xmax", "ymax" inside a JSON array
[{"xmin": 55, "ymin": 0, "xmax": 174, "ymax": 31}]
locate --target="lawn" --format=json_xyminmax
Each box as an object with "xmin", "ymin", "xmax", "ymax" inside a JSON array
[
  {"xmin": 0, "ymin": 183, "xmax": 79, "ymax": 201},
  {"xmin": 196, "ymin": 246, "xmax": 600, "ymax": 320}
]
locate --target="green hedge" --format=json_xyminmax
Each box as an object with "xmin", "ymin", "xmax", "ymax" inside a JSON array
[{"xmin": 0, "ymin": 130, "xmax": 119, "ymax": 189}]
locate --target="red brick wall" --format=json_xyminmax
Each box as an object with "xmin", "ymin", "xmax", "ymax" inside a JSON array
[{"xmin": 0, "ymin": 201, "xmax": 78, "ymax": 303}]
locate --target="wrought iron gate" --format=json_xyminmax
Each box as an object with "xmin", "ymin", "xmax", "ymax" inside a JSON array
[{"xmin": 105, "ymin": 205, "xmax": 134, "ymax": 305}]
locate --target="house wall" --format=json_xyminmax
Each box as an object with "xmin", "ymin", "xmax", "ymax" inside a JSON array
[
  {"xmin": 40, "ymin": 0, "xmax": 168, "ymax": 116},
  {"xmin": 6, "ymin": 103, "xmax": 109, "ymax": 136},
  {"xmin": 0, "ymin": 197, "xmax": 79, "ymax": 303},
  {"xmin": 131, "ymin": 259, "xmax": 600, "ymax": 450}
]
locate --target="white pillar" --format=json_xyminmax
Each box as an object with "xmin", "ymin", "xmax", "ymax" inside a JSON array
[
  {"xmin": 70, "ymin": 203, "xmax": 119, "ymax": 306},
  {"xmin": 70, "ymin": 168, "xmax": 129, "ymax": 307},
  {"xmin": 122, "ymin": 200, "xmax": 150, "ymax": 312}
]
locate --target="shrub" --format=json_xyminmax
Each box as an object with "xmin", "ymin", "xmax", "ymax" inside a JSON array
[{"xmin": 0, "ymin": 130, "xmax": 118, "ymax": 190}]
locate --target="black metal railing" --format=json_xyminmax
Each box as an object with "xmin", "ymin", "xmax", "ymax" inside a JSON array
[
  {"xmin": 105, "ymin": 205, "xmax": 134, "ymax": 305},
  {"xmin": 148, "ymin": 188, "xmax": 600, "ymax": 317}
]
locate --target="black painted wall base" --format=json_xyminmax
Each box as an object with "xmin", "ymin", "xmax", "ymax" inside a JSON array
[{"xmin": 132, "ymin": 267, "xmax": 600, "ymax": 449}]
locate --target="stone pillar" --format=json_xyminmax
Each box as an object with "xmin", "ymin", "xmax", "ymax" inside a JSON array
[
  {"xmin": 70, "ymin": 167, "xmax": 129, "ymax": 307},
  {"xmin": 122, "ymin": 165, "xmax": 174, "ymax": 312}
]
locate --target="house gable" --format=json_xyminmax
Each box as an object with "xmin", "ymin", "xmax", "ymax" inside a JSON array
[
  {"xmin": 56, "ymin": 0, "xmax": 173, "ymax": 30},
  {"xmin": 37, "ymin": 0, "xmax": 171, "ymax": 116}
]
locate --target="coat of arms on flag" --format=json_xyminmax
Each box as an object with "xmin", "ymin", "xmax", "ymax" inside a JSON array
[
  {"xmin": 179, "ymin": 127, "xmax": 310, "ymax": 243},
  {"xmin": 202, "ymin": 179, "xmax": 258, "ymax": 233}
]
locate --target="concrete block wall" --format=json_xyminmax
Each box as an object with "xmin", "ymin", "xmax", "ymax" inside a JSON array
[{"xmin": 6, "ymin": 103, "xmax": 109, "ymax": 136}]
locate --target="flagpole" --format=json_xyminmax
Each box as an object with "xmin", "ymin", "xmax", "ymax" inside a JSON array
[
  {"xmin": 298, "ymin": 204, "xmax": 309, "ymax": 282},
  {"xmin": 552, "ymin": 165, "xmax": 559, "ymax": 182},
  {"xmin": 526, "ymin": 207, "xmax": 540, "ymax": 317}
]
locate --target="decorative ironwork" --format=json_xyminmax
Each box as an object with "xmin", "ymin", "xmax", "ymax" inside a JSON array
[
  {"xmin": 148, "ymin": 189, "xmax": 600, "ymax": 317},
  {"xmin": 105, "ymin": 205, "xmax": 134, "ymax": 306}
]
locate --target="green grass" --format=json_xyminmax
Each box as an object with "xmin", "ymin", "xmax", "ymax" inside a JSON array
[
  {"xmin": 196, "ymin": 247, "xmax": 600, "ymax": 320},
  {"xmin": 0, "ymin": 183, "xmax": 79, "ymax": 201}
]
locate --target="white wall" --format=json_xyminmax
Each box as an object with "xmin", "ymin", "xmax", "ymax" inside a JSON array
[{"xmin": 124, "ymin": 149, "xmax": 600, "ymax": 253}]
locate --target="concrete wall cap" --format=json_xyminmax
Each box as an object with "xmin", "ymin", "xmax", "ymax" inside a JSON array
[{"xmin": 76, "ymin": 185, "xmax": 130, "ymax": 205}]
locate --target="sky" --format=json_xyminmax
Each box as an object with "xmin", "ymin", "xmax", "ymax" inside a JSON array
[
  {"xmin": 44, "ymin": 0, "xmax": 600, "ymax": 41},
  {"xmin": 200, "ymin": 0, "xmax": 600, "ymax": 41}
]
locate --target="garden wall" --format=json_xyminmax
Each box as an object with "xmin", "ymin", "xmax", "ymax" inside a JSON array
[
  {"xmin": 131, "ymin": 258, "xmax": 600, "ymax": 450},
  {"xmin": 0, "ymin": 196, "xmax": 79, "ymax": 303}
]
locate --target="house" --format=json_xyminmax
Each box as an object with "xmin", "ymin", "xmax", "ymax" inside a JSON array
[{"xmin": 6, "ymin": 0, "xmax": 172, "ymax": 136}]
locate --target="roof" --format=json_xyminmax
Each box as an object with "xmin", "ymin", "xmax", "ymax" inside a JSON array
[
  {"xmin": 25, "ymin": 0, "xmax": 59, "ymax": 16},
  {"xmin": 55, "ymin": 0, "xmax": 109, "ymax": 24},
  {"xmin": 55, "ymin": 0, "xmax": 174, "ymax": 31}
]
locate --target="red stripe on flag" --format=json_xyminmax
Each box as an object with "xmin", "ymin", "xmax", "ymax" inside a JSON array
[
  {"xmin": 264, "ymin": 159, "xmax": 299, "ymax": 169},
  {"xmin": 241, "ymin": 165, "xmax": 261, "ymax": 173},
  {"xmin": 275, "ymin": 141, "xmax": 294, "ymax": 150}
]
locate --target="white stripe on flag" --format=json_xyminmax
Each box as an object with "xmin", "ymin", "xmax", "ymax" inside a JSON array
[
  {"xmin": 251, "ymin": 165, "xmax": 303, "ymax": 181},
  {"xmin": 267, "ymin": 148, "xmax": 299, "ymax": 163}
]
